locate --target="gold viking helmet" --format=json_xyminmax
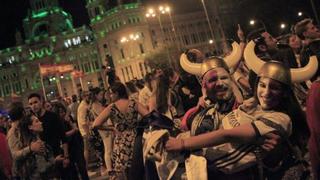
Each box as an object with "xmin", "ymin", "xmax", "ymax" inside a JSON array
[
  {"xmin": 180, "ymin": 42, "xmax": 242, "ymax": 77},
  {"xmin": 244, "ymin": 40, "xmax": 318, "ymax": 84}
]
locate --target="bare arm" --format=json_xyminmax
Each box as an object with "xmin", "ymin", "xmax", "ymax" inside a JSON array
[
  {"xmin": 93, "ymin": 105, "xmax": 112, "ymax": 128},
  {"xmin": 166, "ymin": 123, "xmax": 256, "ymax": 151},
  {"xmin": 148, "ymin": 96, "xmax": 156, "ymax": 113},
  {"xmin": 137, "ymin": 101, "xmax": 149, "ymax": 116},
  {"xmin": 7, "ymin": 133, "xmax": 32, "ymax": 161}
]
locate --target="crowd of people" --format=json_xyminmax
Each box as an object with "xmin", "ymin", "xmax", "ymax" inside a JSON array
[{"xmin": 0, "ymin": 17, "xmax": 320, "ymax": 180}]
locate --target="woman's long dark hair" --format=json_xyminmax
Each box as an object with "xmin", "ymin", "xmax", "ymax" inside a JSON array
[
  {"xmin": 18, "ymin": 114, "xmax": 37, "ymax": 146},
  {"xmin": 254, "ymin": 77, "xmax": 309, "ymax": 149},
  {"xmin": 110, "ymin": 82, "xmax": 128, "ymax": 99},
  {"xmin": 155, "ymin": 74, "xmax": 170, "ymax": 114},
  {"xmin": 90, "ymin": 87, "xmax": 105, "ymax": 103}
]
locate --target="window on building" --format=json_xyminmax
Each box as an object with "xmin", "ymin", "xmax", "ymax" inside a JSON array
[
  {"xmin": 25, "ymin": 79, "xmax": 29, "ymax": 88},
  {"xmin": 183, "ymin": 35, "xmax": 190, "ymax": 45},
  {"xmin": 153, "ymin": 41, "xmax": 158, "ymax": 49},
  {"xmin": 139, "ymin": 62, "xmax": 144, "ymax": 77},
  {"xmin": 200, "ymin": 32, "xmax": 207, "ymax": 42},
  {"xmin": 84, "ymin": 63, "xmax": 90, "ymax": 73},
  {"xmin": 125, "ymin": 67, "xmax": 130, "ymax": 80},
  {"xmin": 94, "ymin": 61, "xmax": 99, "ymax": 70},
  {"xmin": 121, "ymin": 68, "xmax": 126, "ymax": 82},
  {"xmin": 103, "ymin": 43, "xmax": 108, "ymax": 49},
  {"xmin": 129, "ymin": 66, "xmax": 134, "ymax": 78},
  {"xmin": 139, "ymin": 43, "xmax": 144, "ymax": 54},
  {"xmin": 191, "ymin": 33, "xmax": 198, "ymax": 44},
  {"xmin": 94, "ymin": 7, "xmax": 100, "ymax": 16},
  {"xmin": 151, "ymin": 30, "xmax": 156, "ymax": 36},
  {"xmin": 120, "ymin": 49, "xmax": 125, "ymax": 59}
]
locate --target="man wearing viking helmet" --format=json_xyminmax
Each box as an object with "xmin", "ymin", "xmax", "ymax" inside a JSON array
[
  {"xmin": 166, "ymin": 41, "xmax": 317, "ymax": 179},
  {"xmin": 179, "ymin": 42, "xmax": 243, "ymax": 135}
]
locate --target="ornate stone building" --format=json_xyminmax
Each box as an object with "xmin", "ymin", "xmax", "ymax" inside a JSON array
[
  {"xmin": 0, "ymin": 0, "xmax": 102, "ymax": 101},
  {"xmin": 0, "ymin": 0, "xmax": 227, "ymax": 100},
  {"xmin": 87, "ymin": 0, "xmax": 227, "ymax": 82}
]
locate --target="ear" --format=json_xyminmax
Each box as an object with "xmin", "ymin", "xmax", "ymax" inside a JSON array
[
  {"xmin": 258, "ymin": 44, "xmax": 267, "ymax": 52},
  {"xmin": 302, "ymin": 31, "xmax": 307, "ymax": 39},
  {"xmin": 28, "ymin": 125, "xmax": 33, "ymax": 131}
]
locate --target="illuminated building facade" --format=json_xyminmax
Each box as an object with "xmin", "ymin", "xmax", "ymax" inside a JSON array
[
  {"xmin": 0, "ymin": 0, "xmax": 103, "ymax": 100},
  {"xmin": 87, "ymin": 0, "xmax": 226, "ymax": 82}
]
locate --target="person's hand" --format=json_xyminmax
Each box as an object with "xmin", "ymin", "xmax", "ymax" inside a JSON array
[
  {"xmin": 30, "ymin": 139, "xmax": 45, "ymax": 153},
  {"xmin": 165, "ymin": 137, "xmax": 184, "ymax": 151},
  {"xmin": 63, "ymin": 157, "xmax": 70, "ymax": 168},
  {"xmin": 241, "ymin": 98, "xmax": 257, "ymax": 113},
  {"xmin": 55, "ymin": 154, "xmax": 64, "ymax": 162},
  {"xmin": 237, "ymin": 24, "xmax": 245, "ymax": 42},
  {"xmin": 261, "ymin": 133, "xmax": 281, "ymax": 152}
]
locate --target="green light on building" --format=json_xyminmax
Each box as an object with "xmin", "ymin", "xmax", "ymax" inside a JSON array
[
  {"xmin": 32, "ymin": 11, "xmax": 48, "ymax": 18},
  {"xmin": 35, "ymin": 50, "xmax": 44, "ymax": 58},
  {"xmin": 17, "ymin": 47, "xmax": 22, "ymax": 52},
  {"xmin": 100, "ymin": 31, "xmax": 105, "ymax": 37},
  {"xmin": 45, "ymin": 47, "xmax": 53, "ymax": 56},
  {"xmin": 51, "ymin": 36, "xmax": 56, "ymax": 42},
  {"xmin": 62, "ymin": 11, "xmax": 68, "ymax": 17},
  {"xmin": 21, "ymin": 65, "xmax": 26, "ymax": 72},
  {"xmin": 124, "ymin": 3, "xmax": 139, "ymax": 9},
  {"xmin": 34, "ymin": 36, "xmax": 40, "ymax": 41},
  {"xmin": 55, "ymin": 55, "xmax": 61, "ymax": 62}
]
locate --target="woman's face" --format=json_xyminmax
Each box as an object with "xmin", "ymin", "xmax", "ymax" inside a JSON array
[
  {"xmin": 59, "ymin": 108, "xmax": 66, "ymax": 119},
  {"xmin": 257, "ymin": 77, "xmax": 284, "ymax": 110},
  {"xmin": 288, "ymin": 35, "xmax": 301, "ymax": 50},
  {"xmin": 29, "ymin": 115, "xmax": 43, "ymax": 133},
  {"xmin": 96, "ymin": 91, "xmax": 104, "ymax": 102}
]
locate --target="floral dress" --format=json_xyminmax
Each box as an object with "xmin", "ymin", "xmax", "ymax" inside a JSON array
[{"xmin": 109, "ymin": 99, "xmax": 139, "ymax": 176}]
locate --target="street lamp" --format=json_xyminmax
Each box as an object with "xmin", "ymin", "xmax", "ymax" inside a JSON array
[
  {"xmin": 280, "ymin": 23, "xmax": 286, "ymax": 29},
  {"xmin": 249, "ymin": 19, "xmax": 267, "ymax": 31},
  {"xmin": 146, "ymin": 7, "xmax": 172, "ymax": 65},
  {"xmin": 298, "ymin": 12, "xmax": 303, "ymax": 17},
  {"xmin": 156, "ymin": 5, "xmax": 180, "ymax": 50},
  {"xmin": 209, "ymin": 39, "xmax": 214, "ymax": 44}
]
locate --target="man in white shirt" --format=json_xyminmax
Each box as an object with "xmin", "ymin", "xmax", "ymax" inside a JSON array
[{"xmin": 77, "ymin": 91, "xmax": 91, "ymax": 167}]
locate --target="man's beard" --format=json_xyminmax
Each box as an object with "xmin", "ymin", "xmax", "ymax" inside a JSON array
[{"xmin": 206, "ymin": 86, "xmax": 231, "ymax": 103}]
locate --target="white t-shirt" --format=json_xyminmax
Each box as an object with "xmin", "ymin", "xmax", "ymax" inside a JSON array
[{"xmin": 204, "ymin": 104, "xmax": 292, "ymax": 174}]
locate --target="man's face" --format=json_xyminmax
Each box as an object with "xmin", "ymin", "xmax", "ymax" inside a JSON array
[
  {"xmin": 261, "ymin": 32, "xmax": 278, "ymax": 50},
  {"xmin": 304, "ymin": 22, "xmax": 320, "ymax": 40},
  {"xmin": 28, "ymin": 97, "xmax": 43, "ymax": 114},
  {"xmin": 202, "ymin": 67, "xmax": 232, "ymax": 102}
]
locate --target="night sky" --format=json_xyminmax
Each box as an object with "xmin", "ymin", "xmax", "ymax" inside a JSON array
[
  {"xmin": 0, "ymin": 0, "xmax": 319, "ymax": 49},
  {"xmin": 0, "ymin": 0, "xmax": 89, "ymax": 49}
]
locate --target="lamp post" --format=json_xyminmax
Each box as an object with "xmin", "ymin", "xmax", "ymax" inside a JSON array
[
  {"xmin": 200, "ymin": 0, "xmax": 216, "ymax": 49},
  {"xmin": 310, "ymin": 0, "xmax": 320, "ymax": 25},
  {"xmin": 249, "ymin": 19, "xmax": 267, "ymax": 31},
  {"xmin": 146, "ymin": 8, "xmax": 172, "ymax": 66},
  {"xmin": 159, "ymin": 5, "xmax": 181, "ymax": 51}
]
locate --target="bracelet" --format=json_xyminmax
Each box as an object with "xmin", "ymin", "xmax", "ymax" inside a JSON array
[{"xmin": 181, "ymin": 139, "xmax": 185, "ymax": 150}]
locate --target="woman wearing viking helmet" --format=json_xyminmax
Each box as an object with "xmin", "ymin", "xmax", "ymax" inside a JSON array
[{"xmin": 166, "ymin": 40, "xmax": 318, "ymax": 179}]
